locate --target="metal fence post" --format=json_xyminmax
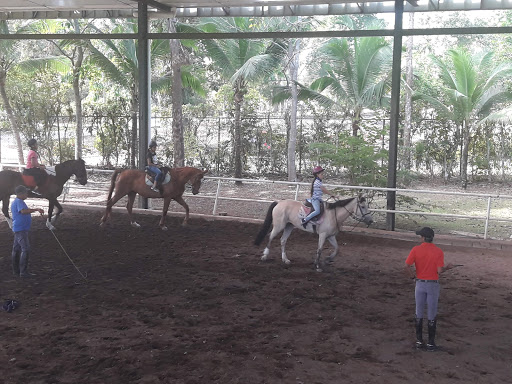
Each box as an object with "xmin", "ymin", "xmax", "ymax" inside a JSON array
[
  {"xmin": 484, "ymin": 196, "xmax": 492, "ymax": 239},
  {"xmin": 294, "ymin": 183, "xmax": 300, "ymax": 201},
  {"xmin": 212, "ymin": 179, "xmax": 222, "ymax": 215}
]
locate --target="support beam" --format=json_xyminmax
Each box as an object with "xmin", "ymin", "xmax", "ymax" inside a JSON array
[
  {"xmin": 138, "ymin": 1, "xmax": 151, "ymax": 209},
  {"xmin": 386, "ymin": 0, "xmax": 404, "ymax": 231}
]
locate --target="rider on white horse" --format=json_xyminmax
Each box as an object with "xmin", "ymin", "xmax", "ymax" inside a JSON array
[{"xmin": 301, "ymin": 166, "xmax": 337, "ymax": 228}]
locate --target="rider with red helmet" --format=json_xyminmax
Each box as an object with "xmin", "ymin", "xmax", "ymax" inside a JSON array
[{"xmin": 301, "ymin": 166, "xmax": 336, "ymax": 228}]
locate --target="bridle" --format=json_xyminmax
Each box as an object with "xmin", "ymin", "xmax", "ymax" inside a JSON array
[{"xmin": 334, "ymin": 197, "xmax": 371, "ymax": 232}]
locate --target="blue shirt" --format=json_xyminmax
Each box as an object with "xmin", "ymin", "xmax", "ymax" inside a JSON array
[
  {"xmin": 312, "ymin": 178, "xmax": 323, "ymax": 200},
  {"xmin": 11, "ymin": 198, "xmax": 31, "ymax": 232}
]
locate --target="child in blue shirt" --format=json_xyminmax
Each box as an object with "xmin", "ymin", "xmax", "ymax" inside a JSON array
[{"xmin": 11, "ymin": 185, "xmax": 44, "ymax": 278}]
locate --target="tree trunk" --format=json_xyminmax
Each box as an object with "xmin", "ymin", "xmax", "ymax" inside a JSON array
[
  {"xmin": 233, "ymin": 84, "xmax": 244, "ymax": 183},
  {"xmin": 460, "ymin": 120, "xmax": 471, "ymax": 189},
  {"xmin": 287, "ymin": 39, "xmax": 300, "ymax": 182},
  {"xmin": 0, "ymin": 71, "xmax": 24, "ymax": 164},
  {"xmin": 168, "ymin": 18, "xmax": 185, "ymax": 167},
  {"xmin": 130, "ymin": 86, "xmax": 138, "ymax": 168},
  {"xmin": 403, "ymin": 13, "xmax": 414, "ymax": 169},
  {"xmin": 73, "ymin": 20, "xmax": 84, "ymax": 160},
  {"xmin": 72, "ymin": 46, "xmax": 84, "ymax": 160},
  {"xmin": 352, "ymin": 109, "xmax": 361, "ymax": 137}
]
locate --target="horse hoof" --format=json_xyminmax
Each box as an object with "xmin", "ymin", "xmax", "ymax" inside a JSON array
[
  {"xmin": 283, "ymin": 260, "xmax": 291, "ymax": 265},
  {"xmin": 316, "ymin": 268, "xmax": 323, "ymax": 273},
  {"xmin": 46, "ymin": 221, "xmax": 56, "ymax": 231},
  {"xmin": 261, "ymin": 255, "xmax": 268, "ymax": 261},
  {"xmin": 161, "ymin": 226, "xmax": 168, "ymax": 231},
  {"xmin": 131, "ymin": 222, "xmax": 141, "ymax": 228}
]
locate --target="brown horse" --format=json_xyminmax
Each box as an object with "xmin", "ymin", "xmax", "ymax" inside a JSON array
[
  {"xmin": 99, "ymin": 166, "xmax": 208, "ymax": 230},
  {"xmin": 0, "ymin": 159, "xmax": 88, "ymax": 230}
]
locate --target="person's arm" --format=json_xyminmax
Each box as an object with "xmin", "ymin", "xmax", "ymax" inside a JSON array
[
  {"xmin": 404, "ymin": 263, "xmax": 416, "ymax": 280},
  {"xmin": 20, "ymin": 208, "xmax": 44, "ymax": 215},
  {"xmin": 147, "ymin": 153, "xmax": 153, "ymax": 166},
  {"xmin": 438, "ymin": 263, "xmax": 454, "ymax": 274},
  {"xmin": 320, "ymin": 185, "xmax": 336, "ymax": 198}
]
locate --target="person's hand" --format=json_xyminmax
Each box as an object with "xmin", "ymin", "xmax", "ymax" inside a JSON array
[
  {"xmin": 445, "ymin": 262, "xmax": 455, "ymax": 270},
  {"xmin": 37, "ymin": 208, "xmax": 44, "ymax": 215}
]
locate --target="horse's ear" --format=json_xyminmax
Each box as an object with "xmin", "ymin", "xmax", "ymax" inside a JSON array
[{"xmin": 202, "ymin": 169, "xmax": 209, "ymax": 175}]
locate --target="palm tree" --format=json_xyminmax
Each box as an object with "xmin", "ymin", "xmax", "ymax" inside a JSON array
[
  {"xmin": 89, "ymin": 20, "xmax": 204, "ymax": 168},
  {"xmin": 274, "ymin": 36, "xmax": 392, "ymax": 138},
  {"xmin": 180, "ymin": 18, "xmax": 286, "ymax": 179},
  {"xmin": 22, "ymin": 19, "xmax": 90, "ymax": 160},
  {"xmin": 0, "ymin": 21, "xmax": 29, "ymax": 163},
  {"xmin": 413, "ymin": 48, "xmax": 512, "ymax": 189}
]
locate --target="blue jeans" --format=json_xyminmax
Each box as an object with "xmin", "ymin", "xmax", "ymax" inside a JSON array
[
  {"xmin": 304, "ymin": 198, "xmax": 322, "ymax": 222},
  {"xmin": 12, "ymin": 231, "xmax": 30, "ymax": 275},
  {"xmin": 415, "ymin": 281, "xmax": 440, "ymax": 320},
  {"xmin": 147, "ymin": 166, "xmax": 163, "ymax": 184}
]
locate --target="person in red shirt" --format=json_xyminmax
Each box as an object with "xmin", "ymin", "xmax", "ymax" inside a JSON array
[
  {"xmin": 404, "ymin": 227, "xmax": 454, "ymax": 351},
  {"xmin": 23, "ymin": 138, "xmax": 47, "ymax": 190}
]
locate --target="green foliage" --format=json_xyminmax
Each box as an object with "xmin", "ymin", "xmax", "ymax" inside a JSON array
[{"xmin": 311, "ymin": 130, "xmax": 388, "ymax": 186}]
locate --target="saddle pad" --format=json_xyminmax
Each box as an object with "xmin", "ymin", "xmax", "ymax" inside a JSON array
[
  {"xmin": 45, "ymin": 166, "xmax": 56, "ymax": 176},
  {"xmin": 21, "ymin": 174, "xmax": 37, "ymax": 188},
  {"xmin": 145, "ymin": 172, "xmax": 171, "ymax": 186},
  {"xmin": 298, "ymin": 205, "xmax": 324, "ymax": 225}
]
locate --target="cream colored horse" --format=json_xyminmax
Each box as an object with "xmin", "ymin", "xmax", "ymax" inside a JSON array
[{"xmin": 254, "ymin": 196, "xmax": 373, "ymax": 272}]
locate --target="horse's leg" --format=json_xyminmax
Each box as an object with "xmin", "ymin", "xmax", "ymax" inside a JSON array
[
  {"xmin": 50, "ymin": 200, "xmax": 63, "ymax": 225},
  {"xmin": 2, "ymin": 196, "xmax": 12, "ymax": 229},
  {"xmin": 46, "ymin": 200, "xmax": 57, "ymax": 231},
  {"xmin": 126, "ymin": 192, "xmax": 140, "ymax": 228},
  {"xmin": 314, "ymin": 233, "xmax": 328, "ymax": 272},
  {"xmin": 173, "ymin": 196, "xmax": 189, "ymax": 227},
  {"xmin": 261, "ymin": 218, "xmax": 287, "ymax": 262},
  {"xmin": 159, "ymin": 197, "xmax": 171, "ymax": 231},
  {"xmin": 279, "ymin": 223, "xmax": 294, "ymax": 265},
  {"xmin": 100, "ymin": 191, "xmax": 126, "ymax": 227},
  {"xmin": 325, "ymin": 235, "xmax": 339, "ymax": 263}
]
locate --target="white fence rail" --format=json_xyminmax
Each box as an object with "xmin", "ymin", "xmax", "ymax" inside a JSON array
[{"xmin": 2, "ymin": 163, "xmax": 511, "ymax": 239}]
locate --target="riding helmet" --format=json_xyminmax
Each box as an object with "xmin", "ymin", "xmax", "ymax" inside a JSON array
[
  {"xmin": 149, "ymin": 140, "xmax": 157, "ymax": 148},
  {"xmin": 28, "ymin": 138, "xmax": 37, "ymax": 148},
  {"xmin": 313, "ymin": 166, "xmax": 325, "ymax": 175}
]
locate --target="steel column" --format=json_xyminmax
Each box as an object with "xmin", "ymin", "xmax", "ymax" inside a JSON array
[
  {"xmin": 386, "ymin": 0, "xmax": 404, "ymax": 231},
  {"xmin": 138, "ymin": 1, "xmax": 151, "ymax": 209}
]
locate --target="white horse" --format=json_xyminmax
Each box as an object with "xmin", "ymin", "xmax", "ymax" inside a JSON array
[{"xmin": 254, "ymin": 196, "xmax": 373, "ymax": 272}]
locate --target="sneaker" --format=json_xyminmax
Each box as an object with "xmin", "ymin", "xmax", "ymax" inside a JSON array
[
  {"xmin": 426, "ymin": 343, "xmax": 437, "ymax": 352},
  {"xmin": 301, "ymin": 219, "xmax": 308, "ymax": 229},
  {"xmin": 415, "ymin": 341, "xmax": 424, "ymax": 349},
  {"xmin": 151, "ymin": 186, "xmax": 158, "ymax": 192}
]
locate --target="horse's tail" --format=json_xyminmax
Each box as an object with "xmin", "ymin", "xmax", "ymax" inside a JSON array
[
  {"xmin": 254, "ymin": 201, "xmax": 278, "ymax": 246},
  {"xmin": 107, "ymin": 169, "xmax": 123, "ymax": 202}
]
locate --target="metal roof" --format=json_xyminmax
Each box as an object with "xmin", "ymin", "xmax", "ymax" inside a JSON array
[{"xmin": 1, "ymin": 0, "xmax": 512, "ymax": 20}]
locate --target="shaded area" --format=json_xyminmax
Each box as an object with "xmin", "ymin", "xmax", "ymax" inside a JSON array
[{"xmin": 1, "ymin": 210, "xmax": 511, "ymax": 383}]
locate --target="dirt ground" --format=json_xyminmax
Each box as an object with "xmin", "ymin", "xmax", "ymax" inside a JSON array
[{"xmin": 1, "ymin": 208, "xmax": 511, "ymax": 384}]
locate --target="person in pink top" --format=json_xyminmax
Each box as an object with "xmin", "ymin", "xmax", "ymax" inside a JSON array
[{"xmin": 23, "ymin": 138, "xmax": 47, "ymax": 189}]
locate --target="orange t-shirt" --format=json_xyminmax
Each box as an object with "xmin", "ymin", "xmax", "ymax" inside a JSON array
[{"xmin": 405, "ymin": 242, "xmax": 444, "ymax": 280}]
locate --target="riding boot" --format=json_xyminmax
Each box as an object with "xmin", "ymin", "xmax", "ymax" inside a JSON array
[
  {"xmin": 11, "ymin": 250, "xmax": 20, "ymax": 276},
  {"xmin": 427, "ymin": 319, "xmax": 437, "ymax": 351},
  {"xmin": 415, "ymin": 317, "xmax": 424, "ymax": 348},
  {"xmin": 19, "ymin": 251, "xmax": 35, "ymax": 278}
]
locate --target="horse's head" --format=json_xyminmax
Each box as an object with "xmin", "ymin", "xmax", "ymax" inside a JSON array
[
  {"xmin": 354, "ymin": 196, "xmax": 373, "ymax": 226},
  {"xmin": 190, "ymin": 169, "xmax": 208, "ymax": 195},
  {"xmin": 73, "ymin": 158, "xmax": 88, "ymax": 185}
]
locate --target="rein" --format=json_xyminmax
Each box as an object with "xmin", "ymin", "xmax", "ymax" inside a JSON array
[{"xmin": 335, "ymin": 198, "xmax": 368, "ymax": 233}]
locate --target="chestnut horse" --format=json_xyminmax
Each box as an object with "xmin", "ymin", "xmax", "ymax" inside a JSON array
[
  {"xmin": 254, "ymin": 196, "xmax": 373, "ymax": 272},
  {"xmin": 99, "ymin": 166, "xmax": 208, "ymax": 230},
  {"xmin": 0, "ymin": 159, "xmax": 88, "ymax": 230}
]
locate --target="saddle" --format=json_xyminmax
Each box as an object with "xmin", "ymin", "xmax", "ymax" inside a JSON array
[
  {"xmin": 145, "ymin": 166, "xmax": 171, "ymax": 187},
  {"xmin": 298, "ymin": 199, "xmax": 325, "ymax": 224}
]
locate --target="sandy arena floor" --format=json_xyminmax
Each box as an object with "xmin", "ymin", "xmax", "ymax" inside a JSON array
[{"xmin": 1, "ymin": 208, "xmax": 511, "ymax": 384}]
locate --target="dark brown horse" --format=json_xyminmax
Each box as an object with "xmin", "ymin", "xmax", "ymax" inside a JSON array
[
  {"xmin": 99, "ymin": 166, "xmax": 208, "ymax": 230},
  {"xmin": 0, "ymin": 159, "xmax": 88, "ymax": 230}
]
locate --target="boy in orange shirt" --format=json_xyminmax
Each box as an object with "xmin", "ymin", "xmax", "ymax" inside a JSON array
[{"xmin": 404, "ymin": 227, "xmax": 454, "ymax": 351}]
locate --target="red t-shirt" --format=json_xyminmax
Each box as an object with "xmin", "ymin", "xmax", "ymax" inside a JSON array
[
  {"xmin": 26, "ymin": 150, "xmax": 39, "ymax": 169},
  {"xmin": 405, "ymin": 242, "xmax": 444, "ymax": 280}
]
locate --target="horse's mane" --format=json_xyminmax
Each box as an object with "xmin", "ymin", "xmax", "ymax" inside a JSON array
[{"xmin": 326, "ymin": 197, "xmax": 356, "ymax": 210}]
